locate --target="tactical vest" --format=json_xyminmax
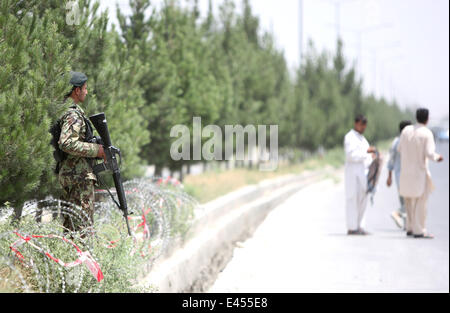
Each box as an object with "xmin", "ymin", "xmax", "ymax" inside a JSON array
[{"xmin": 49, "ymin": 106, "xmax": 95, "ymax": 174}]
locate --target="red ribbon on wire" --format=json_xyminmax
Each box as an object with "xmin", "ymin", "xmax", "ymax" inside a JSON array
[{"xmin": 10, "ymin": 231, "xmax": 104, "ymax": 282}]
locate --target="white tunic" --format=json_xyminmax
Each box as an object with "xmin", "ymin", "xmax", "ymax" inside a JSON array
[
  {"xmin": 344, "ymin": 129, "xmax": 372, "ymax": 199},
  {"xmin": 398, "ymin": 124, "xmax": 440, "ymax": 198}
]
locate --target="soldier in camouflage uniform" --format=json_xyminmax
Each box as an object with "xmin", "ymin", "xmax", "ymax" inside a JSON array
[{"xmin": 58, "ymin": 72, "xmax": 106, "ymax": 232}]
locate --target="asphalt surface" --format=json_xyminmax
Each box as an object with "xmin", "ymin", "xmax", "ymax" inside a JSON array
[{"xmin": 209, "ymin": 142, "xmax": 449, "ymax": 293}]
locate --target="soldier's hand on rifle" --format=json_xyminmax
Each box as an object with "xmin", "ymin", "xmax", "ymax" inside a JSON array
[{"xmin": 97, "ymin": 145, "xmax": 107, "ymax": 163}]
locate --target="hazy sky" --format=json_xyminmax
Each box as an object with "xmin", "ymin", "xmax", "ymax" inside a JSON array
[{"xmin": 100, "ymin": 0, "xmax": 449, "ymax": 124}]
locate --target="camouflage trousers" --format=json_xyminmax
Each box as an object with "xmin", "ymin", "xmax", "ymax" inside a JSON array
[{"xmin": 59, "ymin": 178, "xmax": 95, "ymax": 233}]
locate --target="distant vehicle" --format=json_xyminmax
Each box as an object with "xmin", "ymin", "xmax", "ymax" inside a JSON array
[
  {"xmin": 437, "ymin": 129, "xmax": 449, "ymax": 142},
  {"xmin": 432, "ymin": 127, "xmax": 449, "ymax": 142}
]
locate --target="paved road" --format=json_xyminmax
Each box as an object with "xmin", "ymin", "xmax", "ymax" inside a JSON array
[{"xmin": 209, "ymin": 142, "xmax": 449, "ymax": 293}]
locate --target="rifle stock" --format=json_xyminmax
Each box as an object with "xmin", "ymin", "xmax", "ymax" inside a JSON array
[{"xmin": 89, "ymin": 113, "xmax": 132, "ymax": 236}]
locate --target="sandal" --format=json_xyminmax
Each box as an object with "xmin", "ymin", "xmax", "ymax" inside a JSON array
[
  {"xmin": 414, "ymin": 233, "xmax": 435, "ymax": 239},
  {"xmin": 358, "ymin": 228, "xmax": 371, "ymax": 236}
]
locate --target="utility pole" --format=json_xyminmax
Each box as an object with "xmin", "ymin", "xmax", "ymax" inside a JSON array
[
  {"xmin": 341, "ymin": 23, "xmax": 393, "ymax": 81},
  {"xmin": 379, "ymin": 55, "xmax": 404, "ymax": 102},
  {"xmin": 335, "ymin": 1, "xmax": 341, "ymax": 39},
  {"xmin": 322, "ymin": 0, "xmax": 359, "ymax": 42},
  {"xmin": 299, "ymin": 0, "xmax": 304, "ymax": 66},
  {"xmin": 362, "ymin": 41, "xmax": 402, "ymax": 97},
  {"xmin": 320, "ymin": 0, "xmax": 400, "ymax": 99}
]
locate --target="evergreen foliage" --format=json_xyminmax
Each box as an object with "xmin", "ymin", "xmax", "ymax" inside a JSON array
[{"xmin": 1, "ymin": 0, "xmax": 414, "ymax": 211}]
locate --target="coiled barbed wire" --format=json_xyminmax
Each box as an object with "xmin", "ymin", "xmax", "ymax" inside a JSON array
[{"xmin": 0, "ymin": 177, "xmax": 197, "ymax": 293}]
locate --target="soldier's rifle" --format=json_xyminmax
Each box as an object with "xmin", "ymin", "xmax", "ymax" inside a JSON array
[{"xmin": 89, "ymin": 113, "xmax": 132, "ymax": 236}]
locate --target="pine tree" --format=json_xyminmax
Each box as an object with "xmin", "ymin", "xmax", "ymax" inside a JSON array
[
  {"xmin": 1, "ymin": 0, "xmax": 416, "ymax": 215},
  {"xmin": 118, "ymin": 0, "xmax": 223, "ymax": 177},
  {"xmin": 54, "ymin": 0, "xmax": 151, "ymax": 179},
  {"xmin": 1, "ymin": 0, "xmax": 150, "ymax": 217},
  {"xmin": 0, "ymin": 0, "xmax": 72, "ymax": 216}
]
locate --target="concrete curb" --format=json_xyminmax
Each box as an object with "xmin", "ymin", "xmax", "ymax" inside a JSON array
[{"xmin": 142, "ymin": 171, "xmax": 326, "ymax": 292}]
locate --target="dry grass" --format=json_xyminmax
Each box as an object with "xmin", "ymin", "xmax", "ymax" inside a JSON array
[
  {"xmin": 183, "ymin": 167, "xmax": 289, "ymax": 204},
  {"xmin": 183, "ymin": 151, "xmax": 343, "ymax": 204},
  {"xmin": 183, "ymin": 138, "xmax": 393, "ymax": 204}
]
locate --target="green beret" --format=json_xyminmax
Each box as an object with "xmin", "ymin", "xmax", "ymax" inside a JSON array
[{"xmin": 69, "ymin": 71, "xmax": 88, "ymax": 87}]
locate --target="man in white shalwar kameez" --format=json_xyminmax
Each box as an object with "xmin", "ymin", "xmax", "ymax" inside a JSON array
[
  {"xmin": 344, "ymin": 115, "xmax": 376, "ymax": 235},
  {"xmin": 398, "ymin": 108, "xmax": 443, "ymax": 239}
]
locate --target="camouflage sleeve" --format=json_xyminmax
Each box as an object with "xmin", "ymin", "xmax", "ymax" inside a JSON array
[{"xmin": 59, "ymin": 111, "xmax": 100, "ymax": 158}]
